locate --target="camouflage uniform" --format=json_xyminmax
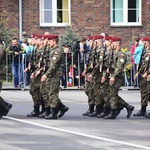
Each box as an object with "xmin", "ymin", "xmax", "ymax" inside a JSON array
[
  {"xmin": 44, "ymin": 45, "xmax": 69, "ymax": 119},
  {"xmin": 27, "ymin": 46, "xmax": 43, "ymax": 117},
  {"xmin": 0, "ymin": 43, "xmax": 12, "ymax": 118},
  {"xmin": 105, "ymin": 49, "xmax": 134, "ymax": 119},
  {"xmin": 134, "ymin": 49, "xmax": 150, "ymax": 116},
  {"xmin": 88, "ymin": 46, "xmax": 105, "ymax": 117},
  {"xmin": 83, "ymin": 48, "xmax": 96, "ymax": 116}
]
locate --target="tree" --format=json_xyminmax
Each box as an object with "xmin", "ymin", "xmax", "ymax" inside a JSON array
[{"xmin": 59, "ymin": 26, "xmax": 78, "ymax": 52}]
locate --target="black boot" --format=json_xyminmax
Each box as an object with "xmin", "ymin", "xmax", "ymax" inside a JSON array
[
  {"xmin": 97, "ymin": 107, "xmax": 110, "ymax": 118},
  {"xmin": 124, "ymin": 102, "xmax": 135, "ymax": 118},
  {"xmin": 104, "ymin": 109, "xmax": 116, "ymax": 119},
  {"xmin": 145, "ymin": 112, "xmax": 150, "ymax": 118},
  {"xmin": 88, "ymin": 105, "xmax": 103, "ymax": 117},
  {"xmin": 58, "ymin": 102, "xmax": 69, "ymax": 118},
  {"xmin": 45, "ymin": 107, "xmax": 59, "ymax": 119},
  {"xmin": 27, "ymin": 106, "xmax": 40, "ymax": 117},
  {"xmin": 38, "ymin": 106, "xmax": 50, "ymax": 118},
  {"xmin": 133, "ymin": 106, "xmax": 146, "ymax": 116},
  {"xmin": 0, "ymin": 100, "xmax": 12, "ymax": 116},
  {"xmin": 82, "ymin": 104, "xmax": 94, "ymax": 116}
]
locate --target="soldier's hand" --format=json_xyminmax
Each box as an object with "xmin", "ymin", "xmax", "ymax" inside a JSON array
[
  {"xmin": 24, "ymin": 68, "xmax": 28, "ymax": 72},
  {"xmin": 35, "ymin": 70, "xmax": 40, "ymax": 77},
  {"xmin": 147, "ymin": 75, "xmax": 150, "ymax": 81},
  {"xmin": 109, "ymin": 77, "xmax": 115, "ymax": 85},
  {"xmin": 30, "ymin": 73, "xmax": 35, "ymax": 79},
  {"xmin": 134, "ymin": 73, "xmax": 139, "ymax": 81},
  {"xmin": 41, "ymin": 74, "xmax": 47, "ymax": 82},
  {"xmin": 142, "ymin": 72, "xmax": 147, "ymax": 78},
  {"xmin": 82, "ymin": 70, "xmax": 86, "ymax": 76},
  {"xmin": 101, "ymin": 77, "xmax": 106, "ymax": 83},
  {"xmin": 87, "ymin": 74, "xmax": 92, "ymax": 81}
]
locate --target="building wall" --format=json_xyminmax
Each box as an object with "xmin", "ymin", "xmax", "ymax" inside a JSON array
[{"xmin": 0, "ymin": 0, "xmax": 150, "ymax": 48}]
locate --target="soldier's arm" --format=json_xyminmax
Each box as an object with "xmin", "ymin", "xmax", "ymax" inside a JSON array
[
  {"xmin": 6, "ymin": 46, "xmax": 14, "ymax": 54},
  {"xmin": 45, "ymin": 50, "xmax": 62, "ymax": 77},
  {"xmin": 111, "ymin": 53, "xmax": 126, "ymax": 79}
]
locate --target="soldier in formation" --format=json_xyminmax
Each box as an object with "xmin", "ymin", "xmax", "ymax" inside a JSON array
[
  {"xmin": 25, "ymin": 34, "xmax": 69, "ymax": 119},
  {"xmin": 0, "ymin": 39, "xmax": 12, "ymax": 119}
]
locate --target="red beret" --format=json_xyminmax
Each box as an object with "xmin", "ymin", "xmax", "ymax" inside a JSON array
[
  {"xmin": 31, "ymin": 34, "xmax": 38, "ymax": 39},
  {"xmin": 142, "ymin": 37, "xmax": 150, "ymax": 41},
  {"xmin": 88, "ymin": 36, "xmax": 95, "ymax": 41},
  {"xmin": 36, "ymin": 34, "xmax": 44, "ymax": 39},
  {"xmin": 94, "ymin": 35, "xmax": 103, "ymax": 40},
  {"xmin": 110, "ymin": 37, "xmax": 122, "ymax": 42},
  {"xmin": 105, "ymin": 36, "xmax": 112, "ymax": 41}
]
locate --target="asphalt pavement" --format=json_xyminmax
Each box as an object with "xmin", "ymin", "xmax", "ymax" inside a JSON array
[{"xmin": 0, "ymin": 89, "xmax": 150, "ymax": 150}]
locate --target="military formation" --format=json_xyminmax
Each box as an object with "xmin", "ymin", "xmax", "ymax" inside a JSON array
[
  {"xmin": 82, "ymin": 35, "xmax": 150, "ymax": 119},
  {"xmin": 0, "ymin": 33, "xmax": 150, "ymax": 120}
]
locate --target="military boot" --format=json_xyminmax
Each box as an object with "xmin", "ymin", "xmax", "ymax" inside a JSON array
[
  {"xmin": 97, "ymin": 107, "xmax": 110, "ymax": 118},
  {"xmin": 0, "ymin": 100, "xmax": 12, "ymax": 116},
  {"xmin": 45, "ymin": 107, "xmax": 59, "ymax": 119},
  {"xmin": 38, "ymin": 106, "xmax": 51, "ymax": 118},
  {"xmin": 88, "ymin": 105, "xmax": 103, "ymax": 117},
  {"xmin": 124, "ymin": 102, "xmax": 135, "ymax": 118},
  {"xmin": 145, "ymin": 112, "xmax": 150, "ymax": 118},
  {"xmin": 27, "ymin": 106, "xmax": 40, "ymax": 117},
  {"xmin": 104, "ymin": 109, "xmax": 116, "ymax": 119},
  {"xmin": 82, "ymin": 104, "xmax": 94, "ymax": 116},
  {"xmin": 133, "ymin": 106, "xmax": 146, "ymax": 116},
  {"xmin": 58, "ymin": 102, "xmax": 69, "ymax": 118}
]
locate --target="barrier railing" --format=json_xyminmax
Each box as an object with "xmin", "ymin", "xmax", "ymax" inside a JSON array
[{"xmin": 3, "ymin": 52, "xmax": 140, "ymax": 90}]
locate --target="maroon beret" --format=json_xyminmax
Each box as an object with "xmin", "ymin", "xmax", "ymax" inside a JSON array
[
  {"xmin": 142, "ymin": 37, "xmax": 150, "ymax": 41},
  {"xmin": 94, "ymin": 35, "xmax": 103, "ymax": 40},
  {"xmin": 105, "ymin": 36, "xmax": 112, "ymax": 41},
  {"xmin": 110, "ymin": 37, "xmax": 122, "ymax": 42}
]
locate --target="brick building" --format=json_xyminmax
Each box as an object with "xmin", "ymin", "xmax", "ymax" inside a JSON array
[{"xmin": 0, "ymin": 0, "xmax": 150, "ymax": 47}]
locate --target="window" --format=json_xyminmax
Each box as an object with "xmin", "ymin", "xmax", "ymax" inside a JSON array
[
  {"xmin": 111, "ymin": 0, "xmax": 142, "ymax": 26},
  {"xmin": 40, "ymin": 0, "xmax": 70, "ymax": 26}
]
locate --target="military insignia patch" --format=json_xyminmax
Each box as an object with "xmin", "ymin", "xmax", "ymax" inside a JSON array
[
  {"xmin": 120, "ymin": 58, "xmax": 124, "ymax": 62},
  {"xmin": 53, "ymin": 57, "xmax": 56, "ymax": 60}
]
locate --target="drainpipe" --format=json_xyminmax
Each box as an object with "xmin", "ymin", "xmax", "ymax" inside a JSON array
[{"xmin": 19, "ymin": 0, "xmax": 22, "ymax": 40}]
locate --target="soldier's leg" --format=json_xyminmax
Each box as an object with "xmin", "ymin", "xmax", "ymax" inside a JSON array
[
  {"xmin": 83, "ymin": 80, "xmax": 95, "ymax": 116},
  {"xmin": 45, "ymin": 77, "xmax": 68, "ymax": 119},
  {"xmin": 89, "ymin": 79, "xmax": 103, "ymax": 117},
  {"xmin": 38, "ymin": 80, "xmax": 51, "ymax": 118},
  {"xmin": 0, "ymin": 79, "xmax": 12, "ymax": 118},
  {"xmin": 27, "ymin": 77, "xmax": 41, "ymax": 117},
  {"xmin": 133, "ymin": 78, "xmax": 147, "ymax": 116},
  {"xmin": 145, "ymin": 81, "xmax": 150, "ymax": 118}
]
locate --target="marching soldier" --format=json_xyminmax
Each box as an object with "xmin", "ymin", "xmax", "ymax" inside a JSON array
[
  {"xmin": 82, "ymin": 36, "xmax": 96, "ymax": 116},
  {"xmin": 134, "ymin": 37, "xmax": 150, "ymax": 117},
  {"xmin": 88, "ymin": 35, "xmax": 105, "ymax": 117},
  {"xmin": 0, "ymin": 39, "xmax": 12, "ymax": 119},
  {"xmin": 27, "ymin": 34, "xmax": 44, "ymax": 117},
  {"xmin": 41, "ymin": 35, "xmax": 69, "ymax": 119},
  {"xmin": 104, "ymin": 37, "xmax": 134, "ymax": 119}
]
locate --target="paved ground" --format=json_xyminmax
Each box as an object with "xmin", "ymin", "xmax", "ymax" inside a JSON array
[{"xmin": 0, "ymin": 89, "xmax": 150, "ymax": 150}]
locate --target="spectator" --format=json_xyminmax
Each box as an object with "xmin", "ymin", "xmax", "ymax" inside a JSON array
[
  {"xmin": 6, "ymin": 38, "xmax": 26, "ymax": 88},
  {"xmin": 73, "ymin": 36, "xmax": 88, "ymax": 86}
]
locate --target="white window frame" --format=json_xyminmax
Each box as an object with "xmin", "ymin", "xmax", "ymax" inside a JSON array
[
  {"xmin": 39, "ymin": 0, "xmax": 71, "ymax": 27},
  {"xmin": 110, "ymin": 0, "xmax": 142, "ymax": 26}
]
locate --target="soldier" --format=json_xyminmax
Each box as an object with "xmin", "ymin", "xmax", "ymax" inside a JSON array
[
  {"xmin": 82, "ymin": 36, "xmax": 96, "ymax": 116},
  {"xmin": 41, "ymin": 35, "xmax": 69, "ymax": 119},
  {"xmin": 134, "ymin": 37, "xmax": 150, "ymax": 117},
  {"xmin": 88, "ymin": 35, "xmax": 105, "ymax": 117},
  {"xmin": 104, "ymin": 37, "xmax": 134, "ymax": 119},
  {"xmin": 26, "ymin": 34, "xmax": 44, "ymax": 117},
  {"xmin": 0, "ymin": 39, "xmax": 12, "ymax": 119}
]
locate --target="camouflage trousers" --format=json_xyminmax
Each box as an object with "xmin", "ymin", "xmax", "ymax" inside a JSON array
[
  {"xmin": 29, "ymin": 76, "xmax": 42, "ymax": 107},
  {"xmin": 93, "ymin": 75, "xmax": 104, "ymax": 106},
  {"xmin": 140, "ymin": 77, "xmax": 149, "ymax": 107},
  {"xmin": 84, "ymin": 79, "xmax": 95, "ymax": 105},
  {"xmin": 45, "ymin": 77, "xmax": 61, "ymax": 108},
  {"xmin": 108, "ymin": 74, "xmax": 125, "ymax": 110},
  {"xmin": 40, "ymin": 79, "xmax": 49, "ymax": 108}
]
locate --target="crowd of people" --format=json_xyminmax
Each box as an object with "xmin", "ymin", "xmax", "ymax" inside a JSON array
[{"xmin": 0, "ymin": 31, "xmax": 150, "ymax": 119}]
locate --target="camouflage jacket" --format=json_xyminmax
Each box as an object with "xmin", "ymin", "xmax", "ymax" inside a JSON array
[{"xmin": 0, "ymin": 44, "xmax": 6, "ymax": 76}]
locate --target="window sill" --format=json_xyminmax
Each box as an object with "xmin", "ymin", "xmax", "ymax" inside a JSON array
[{"xmin": 40, "ymin": 23, "xmax": 70, "ymax": 27}]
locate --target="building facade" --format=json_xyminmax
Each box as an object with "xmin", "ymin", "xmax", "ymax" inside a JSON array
[{"xmin": 0, "ymin": 0, "xmax": 150, "ymax": 47}]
